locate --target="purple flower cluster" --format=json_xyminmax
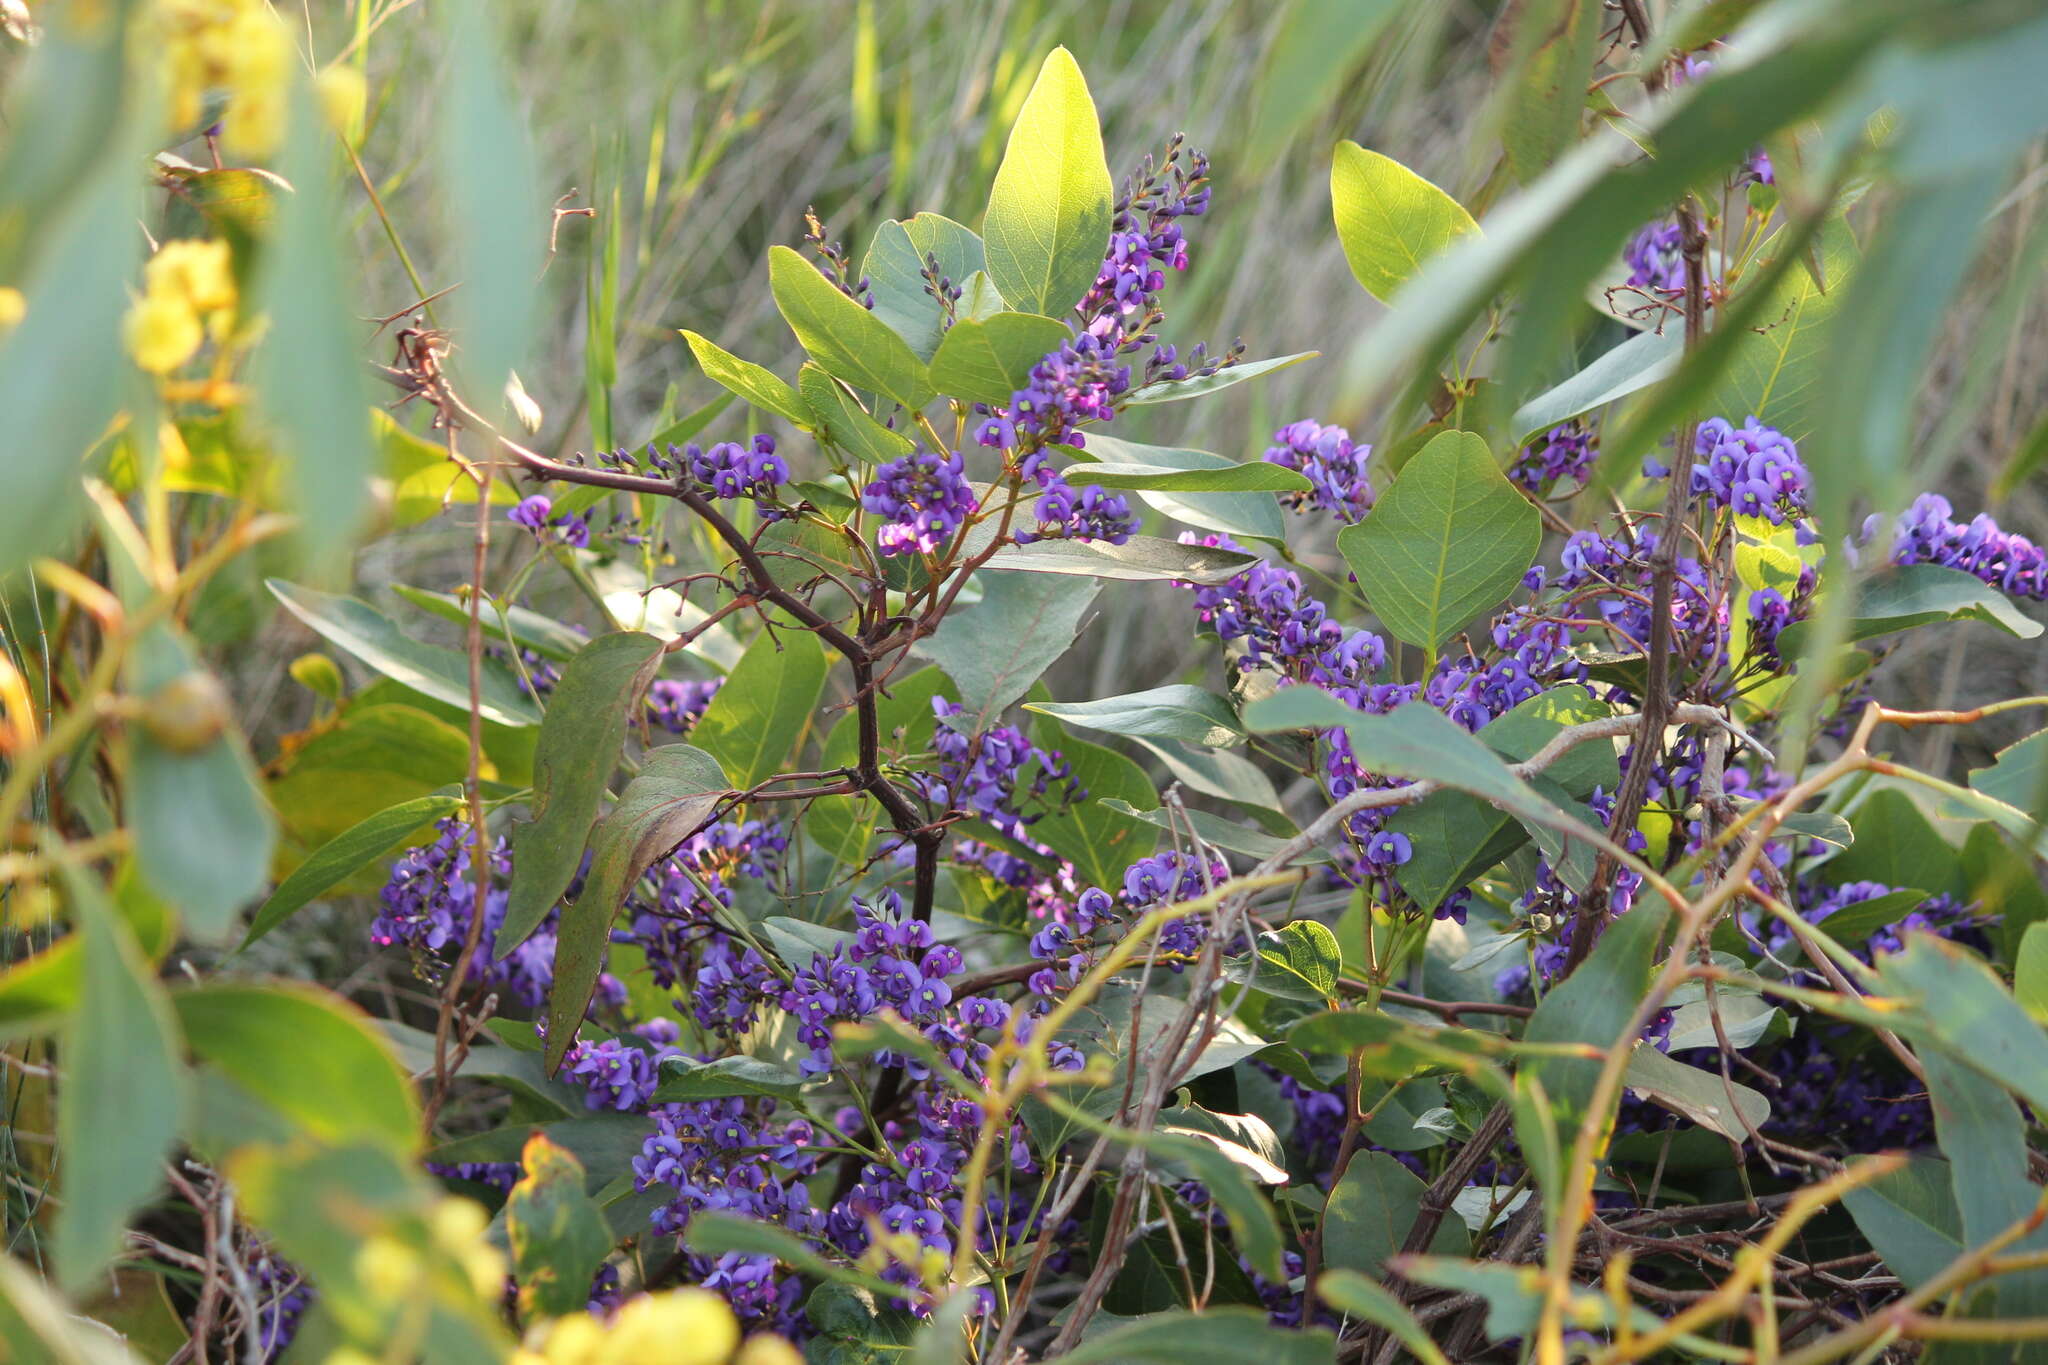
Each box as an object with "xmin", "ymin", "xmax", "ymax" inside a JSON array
[
  {"xmin": 1623, "ymin": 220, "xmax": 1686, "ymax": 292},
  {"xmin": 371, "ymin": 817, "xmax": 624, "ymax": 1012},
  {"xmin": 1016, "ymin": 477, "xmax": 1137, "ymax": 545},
  {"xmin": 1683, "ymin": 416, "xmax": 1810, "ymax": 524},
  {"xmin": 591, "ymin": 436, "xmax": 789, "ymax": 514},
  {"xmin": 779, "ymin": 891, "xmax": 965, "ymax": 1074},
  {"xmin": 1077, "ymin": 136, "xmax": 1209, "ymax": 340},
  {"xmin": 862, "ymin": 451, "xmax": 977, "ymax": 556},
  {"xmin": 623, "ymin": 817, "xmax": 789, "ymax": 1035},
  {"xmin": 918, "ymin": 698, "xmax": 1082, "ymax": 844},
  {"xmin": 1875, "ymin": 492, "xmax": 2048, "ymax": 600},
  {"xmin": 1510, "ymin": 422, "xmax": 1597, "ymax": 493},
  {"xmin": 646, "ymin": 677, "xmax": 722, "ymax": 735},
  {"xmin": 1557, "ymin": 527, "xmax": 1722, "ymax": 661},
  {"xmin": 973, "ymin": 333, "xmax": 1131, "ymax": 457},
  {"xmin": 1263, "ymin": 419, "xmax": 1374, "ymax": 524},
  {"xmin": 1182, "ymin": 534, "xmax": 1389, "ymax": 699},
  {"xmin": 508, "ymin": 494, "xmax": 591, "ymax": 549}
]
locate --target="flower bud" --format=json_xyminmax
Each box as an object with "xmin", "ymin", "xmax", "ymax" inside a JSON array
[{"xmin": 140, "ymin": 671, "xmax": 230, "ymax": 753}]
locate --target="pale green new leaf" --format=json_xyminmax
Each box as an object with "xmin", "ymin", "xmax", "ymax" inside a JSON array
[
  {"xmin": 1331, "ymin": 142, "xmax": 1479, "ymax": 303},
  {"xmin": 982, "ymin": 47, "xmax": 1113, "ymax": 316},
  {"xmin": 767, "ymin": 245, "xmax": 933, "ymax": 409}
]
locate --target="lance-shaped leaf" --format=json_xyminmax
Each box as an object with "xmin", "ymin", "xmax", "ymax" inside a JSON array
[
  {"xmin": 768, "ymin": 245, "xmax": 932, "ymax": 409},
  {"xmin": 238, "ymin": 791, "xmax": 462, "ymax": 947},
  {"xmin": 1027, "ymin": 684, "xmax": 1243, "ymax": 747},
  {"xmin": 982, "ymin": 533, "xmax": 1261, "ymax": 584},
  {"xmin": 267, "ymin": 579, "xmax": 541, "ymax": 726},
  {"xmin": 1124, "ymin": 351, "xmax": 1317, "ymax": 405},
  {"xmin": 982, "ymin": 47, "xmax": 1113, "ymax": 316},
  {"xmin": 798, "ymin": 364, "xmax": 912, "ymax": 463},
  {"xmin": 1331, "ymin": 142, "xmax": 1479, "ymax": 302},
  {"xmin": 926, "ymin": 312, "xmax": 1070, "ymax": 406},
  {"xmin": 506, "ymin": 1134, "xmax": 612, "ymax": 1320},
  {"xmin": 1064, "ymin": 459, "xmax": 1310, "ymax": 495},
  {"xmin": 501, "ymin": 632, "xmax": 665, "ymax": 956},
  {"xmin": 679, "ymin": 329, "xmax": 811, "ymax": 427},
  {"xmin": 53, "ymin": 869, "xmax": 188, "ymax": 1291},
  {"xmin": 125, "ymin": 626, "xmax": 275, "ymax": 941},
  {"xmin": 1242, "ymin": 689, "xmax": 1589, "ymax": 859},
  {"xmin": 1622, "ymin": 1043, "xmax": 1769, "ymax": 1141},
  {"xmin": 1055, "ymin": 1309, "xmax": 1337, "ymax": 1365},
  {"xmin": 1338, "ymin": 430, "xmax": 1539, "ymax": 652},
  {"xmin": 545, "ymin": 745, "xmax": 729, "ymax": 1072},
  {"xmin": 654, "ymin": 1055, "xmax": 815, "ymax": 1104},
  {"xmin": 1509, "ymin": 327, "xmax": 1681, "ymax": 442}
]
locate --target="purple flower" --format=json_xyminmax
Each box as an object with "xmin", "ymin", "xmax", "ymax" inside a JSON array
[
  {"xmin": 1623, "ymin": 220, "xmax": 1686, "ymax": 292},
  {"xmin": 1017, "ymin": 477, "xmax": 1136, "ymax": 545},
  {"xmin": 863, "ymin": 451, "xmax": 977, "ymax": 556},
  {"xmin": 1511, "ymin": 422, "xmax": 1597, "ymax": 493},
  {"xmin": 1264, "ymin": 419, "xmax": 1374, "ymax": 523}
]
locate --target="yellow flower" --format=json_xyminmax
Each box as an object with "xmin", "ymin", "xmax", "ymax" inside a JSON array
[
  {"xmin": 733, "ymin": 1335, "xmax": 803, "ymax": 1365},
  {"xmin": 0, "ymin": 286, "xmax": 23, "ymax": 329},
  {"xmin": 145, "ymin": 239, "xmax": 236, "ymax": 314},
  {"xmin": 428, "ymin": 1196, "xmax": 506, "ymax": 1297},
  {"xmin": 353, "ymin": 1235, "xmax": 420, "ymax": 1302},
  {"xmin": 315, "ymin": 64, "xmax": 367, "ymax": 142},
  {"xmin": 124, "ymin": 292, "xmax": 203, "ymax": 374},
  {"xmin": 601, "ymin": 1288, "xmax": 740, "ymax": 1365},
  {"xmin": 539, "ymin": 1314, "xmax": 608, "ymax": 1365}
]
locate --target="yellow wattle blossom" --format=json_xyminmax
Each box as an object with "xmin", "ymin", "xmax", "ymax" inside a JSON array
[
  {"xmin": 315, "ymin": 63, "xmax": 368, "ymax": 142},
  {"xmin": 154, "ymin": 0, "xmax": 293, "ymax": 156},
  {"xmin": 125, "ymin": 238, "xmax": 238, "ymax": 375},
  {"xmin": 532, "ymin": 1288, "xmax": 742, "ymax": 1365},
  {"xmin": 124, "ymin": 291, "xmax": 205, "ymax": 374},
  {"xmin": 428, "ymin": 1195, "xmax": 509, "ymax": 1298},
  {"xmin": 733, "ymin": 1335, "xmax": 804, "ymax": 1365},
  {"xmin": 0, "ymin": 286, "xmax": 23, "ymax": 329}
]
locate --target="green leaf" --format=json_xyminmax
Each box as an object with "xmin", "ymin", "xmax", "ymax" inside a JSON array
[
  {"xmin": 1065, "ymin": 460, "xmax": 1310, "ymax": 495},
  {"xmin": 2017, "ymin": 924, "xmax": 2048, "ymax": 1024},
  {"xmin": 1028, "ymin": 685, "xmax": 1242, "ymax": 747},
  {"xmin": 1324, "ymin": 1152, "xmax": 1465, "ymax": 1279},
  {"xmin": 438, "ymin": 0, "xmax": 543, "ymax": 406},
  {"xmin": 53, "ymin": 868, "xmax": 188, "ymax": 1292},
  {"xmin": 502, "ymin": 632, "xmax": 666, "ymax": 955},
  {"xmin": 982, "ymin": 47, "xmax": 1112, "ymax": 316},
  {"xmin": 1970, "ymin": 729, "xmax": 2048, "ymax": 816},
  {"xmin": 915, "ymin": 570, "xmax": 1099, "ymax": 732},
  {"xmin": 1243, "ymin": 0, "xmax": 1403, "ymax": 168},
  {"xmin": 545, "ymin": 745, "xmax": 729, "ymax": 1072},
  {"xmin": 1041, "ymin": 1094, "xmax": 1288, "ymax": 1280},
  {"xmin": 1823, "ymin": 788, "xmax": 1964, "ymax": 898},
  {"xmin": 684, "ymin": 1212, "xmax": 898, "ymax": 1299},
  {"xmin": 798, "ymin": 364, "xmax": 913, "ymax": 464},
  {"xmin": 1809, "ymin": 887, "xmax": 1930, "ymax": 949},
  {"xmin": 983, "ymin": 533, "xmax": 1260, "ymax": 584},
  {"xmin": 653, "ymin": 1054, "xmax": 814, "ymax": 1104},
  {"xmin": 1317, "ymin": 1269, "xmax": 1451, "ymax": 1365},
  {"xmin": 0, "ymin": 93, "xmax": 140, "ymax": 583},
  {"xmin": 125, "ymin": 627, "xmax": 275, "ymax": 941},
  {"xmin": 505, "ymin": 1134, "xmax": 613, "ymax": 1319},
  {"xmin": 241, "ymin": 792, "xmax": 466, "ymax": 949},
  {"xmin": 926, "ymin": 312, "xmax": 1070, "ymax": 406},
  {"xmin": 1105, "ymin": 799, "xmax": 1323, "ymax": 864},
  {"xmin": 768, "ymin": 245, "xmax": 933, "ymax": 409},
  {"xmin": 1877, "ymin": 934, "xmax": 2048, "ymax": 1131},
  {"xmin": 1258, "ymin": 920, "xmax": 1343, "ymax": 1005},
  {"xmin": 1069, "ymin": 434, "xmax": 1290, "ymax": 542},
  {"xmin": 267, "ymin": 579, "xmax": 542, "ymax": 726},
  {"xmin": 1509, "ymin": 327, "xmax": 1681, "ymax": 442},
  {"xmin": 173, "ymin": 981, "xmax": 418, "ymax": 1153},
  {"xmin": 1920, "ymin": 1049, "xmax": 2048, "ymax": 1329},
  {"xmin": 1842, "ymin": 1156, "xmax": 1966, "ymax": 1290},
  {"xmin": 253, "ymin": 84, "xmax": 373, "ymax": 567},
  {"xmin": 691, "ymin": 631, "xmax": 831, "ymax": 789},
  {"xmin": 1124, "ymin": 352, "xmax": 1317, "ymax": 406},
  {"xmin": 860, "ymin": 213, "xmax": 987, "ymax": 361},
  {"xmin": 1388, "ymin": 685, "xmax": 1615, "ymax": 912},
  {"xmin": 1330, "ymin": 142, "xmax": 1479, "ymax": 303},
  {"xmin": 391, "ymin": 585, "xmax": 591, "ymax": 663},
  {"xmin": 1622, "ymin": 1044, "xmax": 1769, "ymax": 1142},
  {"xmin": 1053, "ymin": 1308, "xmax": 1337, "ymax": 1365},
  {"xmin": 1494, "ymin": 0, "xmax": 1603, "ymax": 183},
  {"xmin": 1028, "ymin": 719, "xmax": 1157, "ymax": 889},
  {"xmin": 1705, "ymin": 217, "xmax": 1857, "ymax": 448},
  {"xmin": 679, "ymin": 329, "xmax": 812, "ymax": 428},
  {"xmin": 1523, "ymin": 900, "xmax": 1669, "ymax": 1122},
  {"xmin": 1131, "ymin": 737, "xmax": 1283, "ymax": 811},
  {"xmin": 1339, "ymin": 430, "xmax": 1539, "ymax": 652}
]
